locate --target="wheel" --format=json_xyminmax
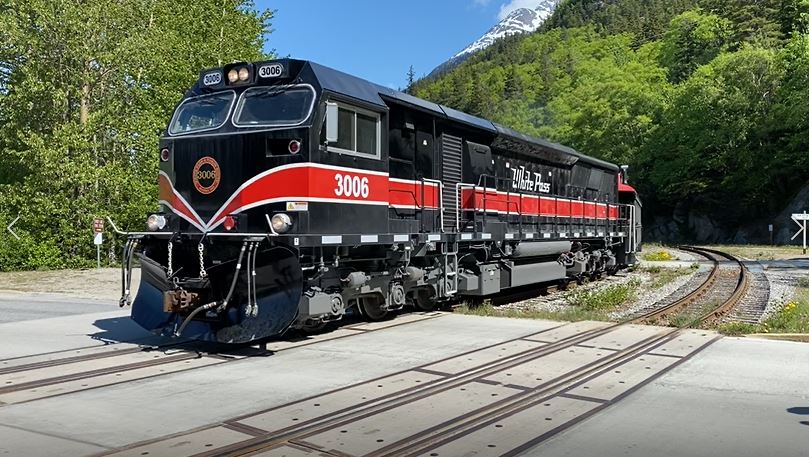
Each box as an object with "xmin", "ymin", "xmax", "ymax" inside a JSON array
[
  {"xmin": 358, "ymin": 295, "xmax": 388, "ymax": 321},
  {"xmin": 413, "ymin": 287, "xmax": 437, "ymax": 311},
  {"xmin": 300, "ymin": 320, "xmax": 328, "ymax": 334}
]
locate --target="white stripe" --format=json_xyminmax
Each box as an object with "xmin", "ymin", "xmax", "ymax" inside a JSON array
[
  {"xmin": 388, "ymin": 177, "xmax": 439, "ymax": 187},
  {"xmin": 206, "ymin": 196, "xmax": 388, "ymax": 231},
  {"xmin": 428, "ymin": 234, "xmax": 441, "ymax": 241},
  {"xmin": 390, "ymin": 204, "xmax": 440, "ymax": 210},
  {"xmin": 321, "ymin": 235, "xmax": 342, "ymax": 244},
  {"xmin": 505, "ymin": 233, "xmax": 515, "ymax": 239},
  {"xmin": 525, "ymin": 233, "xmax": 535, "ymax": 239},
  {"xmin": 361, "ymin": 235, "xmax": 378, "ymax": 243},
  {"xmin": 394, "ymin": 234, "xmax": 409, "ymax": 242},
  {"xmin": 461, "ymin": 233, "xmax": 473, "ymax": 240},
  {"xmin": 159, "ymin": 199, "xmax": 206, "ymax": 233},
  {"xmin": 574, "ymin": 233, "xmax": 580, "ymax": 238},
  {"xmin": 543, "ymin": 233, "xmax": 551, "ymax": 239},
  {"xmin": 481, "ymin": 233, "xmax": 492, "ymax": 240},
  {"xmin": 560, "ymin": 233, "xmax": 568, "ymax": 238}
]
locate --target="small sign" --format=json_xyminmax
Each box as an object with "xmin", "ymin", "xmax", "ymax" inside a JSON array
[
  {"xmin": 768, "ymin": 224, "xmax": 774, "ymax": 232},
  {"xmin": 286, "ymin": 201, "xmax": 309, "ymax": 212},
  {"xmin": 202, "ymin": 71, "xmax": 222, "ymax": 86},
  {"xmin": 257, "ymin": 63, "xmax": 285, "ymax": 78},
  {"xmin": 792, "ymin": 211, "xmax": 808, "ymax": 254},
  {"xmin": 93, "ymin": 232, "xmax": 103, "ymax": 245},
  {"xmin": 93, "ymin": 218, "xmax": 104, "ymax": 233}
]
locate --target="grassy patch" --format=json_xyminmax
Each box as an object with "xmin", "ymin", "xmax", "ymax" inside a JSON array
[
  {"xmin": 456, "ymin": 279, "xmax": 642, "ymax": 323},
  {"xmin": 717, "ymin": 322, "xmax": 760, "ymax": 336},
  {"xmin": 702, "ymin": 245, "xmax": 808, "ymax": 261},
  {"xmin": 762, "ymin": 294, "xmax": 809, "ymax": 334},
  {"xmin": 637, "ymin": 266, "xmax": 694, "ymax": 289},
  {"xmin": 568, "ymin": 279, "xmax": 640, "ymax": 310},
  {"xmin": 455, "ymin": 300, "xmax": 611, "ymax": 322},
  {"xmin": 669, "ymin": 313, "xmax": 697, "ymax": 328},
  {"xmin": 641, "ymin": 250, "xmax": 676, "ymax": 261}
]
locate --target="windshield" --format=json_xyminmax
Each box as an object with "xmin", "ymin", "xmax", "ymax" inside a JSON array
[
  {"xmin": 169, "ymin": 91, "xmax": 235, "ymax": 135},
  {"xmin": 233, "ymin": 85, "xmax": 316, "ymax": 127}
]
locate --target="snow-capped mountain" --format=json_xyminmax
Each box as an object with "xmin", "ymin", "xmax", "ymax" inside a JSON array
[{"xmin": 427, "ymin": 1, "xmax": 560, "ymax": 78}]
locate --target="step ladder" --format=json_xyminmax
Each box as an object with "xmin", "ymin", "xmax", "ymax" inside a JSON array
[
  {"xmin": 441, "ymin": 134, "xmax": 463, "ymax": 233},
  {"xmin": 442, "ymin": 242, "xmax": 459, "ymax": 297}
]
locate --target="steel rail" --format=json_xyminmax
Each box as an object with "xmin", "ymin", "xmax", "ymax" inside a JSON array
[
  {"xmin": 191, "ymin": 301, "xmax": 715, "ymax": 457},
  {"xmin": 691, "ymin": 247, "xmax": 750, "ymax": 325},
  {"xmin": 0, "ymin": 351, "xmax": 204, "ymax": 395},
  {"xmin": 187, "ymin": 250, "xmax": 743, "ymax": 457},
  {"xmin": 370, "ymin": 328, "xmax": 686, "ymax": 457},
  {"xmin": 193, "ymin": 323, "xmax": 626, "ymax": 457},
  {"xmin": 631, "ymin": 246, "xmax": 721, "ymax": 324}
]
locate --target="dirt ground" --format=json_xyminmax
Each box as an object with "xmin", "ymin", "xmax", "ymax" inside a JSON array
[{"xmin": 0, "ymin": 268, "xmax": 140, "ymax": 301}]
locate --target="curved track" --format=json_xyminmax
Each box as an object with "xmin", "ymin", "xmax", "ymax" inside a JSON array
[{"xmin": 633, "ymin": 246, "xmax": 750, "ymax": 327}]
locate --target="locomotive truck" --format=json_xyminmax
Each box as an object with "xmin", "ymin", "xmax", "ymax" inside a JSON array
[{"xmin": 116, "ymin": 59, "xmax": 642, "ymax": 343}]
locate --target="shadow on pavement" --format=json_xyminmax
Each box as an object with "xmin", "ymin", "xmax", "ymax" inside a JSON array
[{"xmin": 786, "ymin": 406, "xmax": 809, "ymax": 426}]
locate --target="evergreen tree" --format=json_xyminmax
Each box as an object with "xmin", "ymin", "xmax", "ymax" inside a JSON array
[{"xmin": 405, "ymin": 65, "xmax": 416, "ymax": 93}]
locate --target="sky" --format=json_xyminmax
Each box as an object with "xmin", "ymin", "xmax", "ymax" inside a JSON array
[{"xmin": 258, "ymin": 0, "xmax": 531, "ymax": 90}]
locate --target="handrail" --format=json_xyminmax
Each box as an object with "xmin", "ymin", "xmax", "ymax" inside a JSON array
[{"xmin": 389, "ymin": 179, "xmax": 443, "ymax": 233}]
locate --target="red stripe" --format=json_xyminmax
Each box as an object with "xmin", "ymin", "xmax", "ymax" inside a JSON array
[
  {"xmin": 459, "ymin": 188, "xmax": 620, "ymax": 220},
  {"xmin": 159, "ymin": 174, "xmax": 204, "ymax": 228},
  {"xmin": 159, "ymin": 164, "xmax": 627, "ymax": 230},
  {"xmin": 210, "ymin": 165, "xmax": 389, "ymax": 227},
  {"xmin": 388, "ymin": 179, "xmax": 439, "ymax": 209}
]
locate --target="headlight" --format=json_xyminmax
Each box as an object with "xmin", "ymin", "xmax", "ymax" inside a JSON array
[
  {"xmin": 238, "ymin": 67, "xmax": 250, "ymax": 81},
  {"xmin": 146, "ymin": 214, "xmax": 167, "ymax": 231},
  {"xmin": 270, "ymin": 213, "xmax": 292, "ymax": 233},
  {"xmin": 227, "ymin": 69, "xmax": 239, "ymax": 83}
]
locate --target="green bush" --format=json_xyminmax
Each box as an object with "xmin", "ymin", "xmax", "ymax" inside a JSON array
[{"xmin": 0, "ymin": 232, "xmax": 66, "ymax": 271}]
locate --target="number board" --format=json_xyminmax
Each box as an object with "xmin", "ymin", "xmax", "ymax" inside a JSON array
[
  {"xmin": 793, "ymin": 213, "xmax": 809, "ymax": 221},
  {"xmin": 93, "ymin": 218, "xmax": 104, "ymax": 233},
  {"xmin": 257, "ymin": 63, "xmax": 285, "ymax": 79},
  {"xmin": 202, "ymin": 71, "xmax": 223, "ymax": 87}
]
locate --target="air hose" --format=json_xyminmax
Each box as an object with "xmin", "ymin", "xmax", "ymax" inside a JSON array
[{"xmin": 173, "ymin": 241, "xmax": 248, "ymax": 338}]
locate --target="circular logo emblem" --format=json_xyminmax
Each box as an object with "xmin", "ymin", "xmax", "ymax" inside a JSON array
[{"xmin": 192, "ymin": 156, "xmax": 221, "ymax": 195}]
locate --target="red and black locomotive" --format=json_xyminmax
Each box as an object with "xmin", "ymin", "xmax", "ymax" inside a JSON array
[{"xmin": 118, "ymin": 59, "xmax": 642, "ymax": 343}]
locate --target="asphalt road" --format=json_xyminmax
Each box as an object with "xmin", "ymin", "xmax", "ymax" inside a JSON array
[{"xmin": 0, "ymin": 293, "xmax": 117, "ymax": 323}]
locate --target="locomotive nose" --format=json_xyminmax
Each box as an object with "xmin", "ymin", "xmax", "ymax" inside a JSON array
[
  {"xmin": 164, "ymin": 136, "xmax": 242, "ymax": 227},
  {"xmin": 132, "ymin": 243, "xmax": 303, "ymax": 344}
]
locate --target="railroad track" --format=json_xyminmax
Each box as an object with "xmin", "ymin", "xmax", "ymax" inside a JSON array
[
  {"xmin": 0, "ymin": 311, "xmax": 443, "ymax": 407},
  {"xmin": 631, "ymin": 246, "xmax": 750, "ymax": 327},
  {"xmin": 102, "ymin": 315, "xmax": 721, "ymax": 456},
  {"xmin": 8, "ymin": 249, "xmax": 753, "ymax": 456},
  {"xmin": 99, "ymin": 249, "xmax": 755, "ymax": 457}
]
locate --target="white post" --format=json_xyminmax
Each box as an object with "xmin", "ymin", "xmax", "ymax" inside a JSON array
[
  {"xmin": 804, "ymin": 220, "xmax": 807, "ymax": 255},
  {"xmin": 97, "ymin": 244, "xmax": 101, "ymax": 269}
]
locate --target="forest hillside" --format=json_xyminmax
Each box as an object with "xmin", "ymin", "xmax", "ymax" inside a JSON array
[{"xmin": 412, "ymin": 0, "xmax": 809, "ymax": 243}]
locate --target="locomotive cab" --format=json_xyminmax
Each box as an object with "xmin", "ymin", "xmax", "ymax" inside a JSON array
[{"xmin": 120, "ymin": 59, "xmax": 643, "ymax": 344}]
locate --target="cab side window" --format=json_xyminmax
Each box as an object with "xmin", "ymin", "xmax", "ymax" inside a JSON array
[{"xmin": 326, "ymin": 103, "xmax": 381, "ymax": 159}]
